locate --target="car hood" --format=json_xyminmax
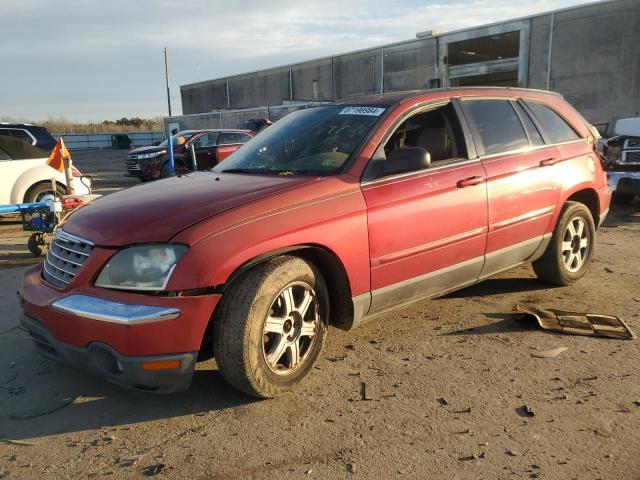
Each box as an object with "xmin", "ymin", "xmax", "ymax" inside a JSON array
[
  {"xmin": 62, "ymin": 172, "xmax": 318, "ymax": 246},
  {"xmin": 128, "ymin": 145, "xmax": 169, "ymax": 155}
]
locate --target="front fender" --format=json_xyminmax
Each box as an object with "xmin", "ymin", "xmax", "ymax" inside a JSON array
[{"xmin": 166, "ymin": 178, "xmax": 371, "ymax": 297}]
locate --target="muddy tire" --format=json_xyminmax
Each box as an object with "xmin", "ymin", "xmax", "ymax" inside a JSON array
[
  {"xmin": 533, "ymin": 201, "xmax": 595, "ymax": 286},
  {"xmin": 213, "ymin": 255, "xmax": 329, "ymax": 398}
]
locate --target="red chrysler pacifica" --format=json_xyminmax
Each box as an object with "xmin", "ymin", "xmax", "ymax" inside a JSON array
[{"xmin": 19, "ymin": 88, "xmax": 611, "ymax": 398}]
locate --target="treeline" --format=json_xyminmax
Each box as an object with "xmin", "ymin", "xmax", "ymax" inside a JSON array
[{"xmin": 1, "ymin": 116, "xmax": 164, "ymax": 134}]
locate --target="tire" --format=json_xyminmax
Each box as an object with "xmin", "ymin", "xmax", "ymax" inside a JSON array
[
  {"xmin": 160, "ymin": 162, "xmax": 171, "ymax": 179},
  {"xmin": 27, "ymin": 234, "xmax": 45, "ymax": 257},
  {"xmin": 532, "ymin": 201, "xmax": 596, "ymax": 286},
  {"xmin": 611, "ymin": 192, "xmax": 635, "ymax": 205},
  {"xmin": 24, "ymin": 182, "xmax": 66, "ymax": 203},
  {"xmin": 213, "ymin": 255, "xmax": 329, "ymax": 398}
]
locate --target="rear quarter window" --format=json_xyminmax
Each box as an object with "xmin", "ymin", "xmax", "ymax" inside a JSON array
[{"xmin": 524, "ymin": 101, "xmax": 581, "ymax": 144}]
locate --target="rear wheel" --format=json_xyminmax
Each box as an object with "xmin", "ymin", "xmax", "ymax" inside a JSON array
[
  {"xmin": 213, "ymin": 256, "xmax": 329, "ymax": 398},
  {"xmin": 532, "ymin": 201, "xmax": 595, "ymax": 286},
  {"xmin": 24, "ymin": 182, "xmax": 66, "ymax": 203}
]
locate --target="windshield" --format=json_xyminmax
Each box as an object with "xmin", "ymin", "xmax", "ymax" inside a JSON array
[
  {"xmin": 213, "ymin": 105, "xmax": 385, "ymax": 176},
  {"xmin": 159, "ymin": 132, "xmax": 195, "ymax": 147}
]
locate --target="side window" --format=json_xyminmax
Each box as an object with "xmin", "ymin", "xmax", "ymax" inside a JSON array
[
  {"xmin": 10, "ymin": 129, "xmax": 34, "ymax": 144},
  {"xmin": 193, "ymin": 133, "xmax": 216, "ymax": 148},
  {"xmin": 219, "ymin": 132, "xmax": 239, "ymax": 145},
  {"xmin": 0, "ymin": 129, "xmax": 11, "ymax": 137},
  {"xmin": 512, "ymin": 102, "xmax": 544, "ymax": 146},
  {"xmin": 463, "ymin": 99, "xmax": 529, "ymax": 155},
  {"xmin": 524, "ymin": 101, "xmax": 581, "ymax": 144},
  {"xmin": 239, "ymin": 133, "xmax": 252, "ymax": 143},
  {"xmin": 363, "ymin": 103, "xmax": 468, "ymax": 180},
  {"xmin": 0, "ymin": 147, "xmax": 12, "ymax": 161}
]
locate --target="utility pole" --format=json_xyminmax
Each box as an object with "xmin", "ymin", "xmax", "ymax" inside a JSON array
[{"xmin": 164, "ymin": 47, "xmax": 172, "ymax": 117}]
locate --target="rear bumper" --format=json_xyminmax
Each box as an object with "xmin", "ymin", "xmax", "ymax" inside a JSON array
[
  {"xmin": 607, "ymin": 171, "xmax": 640, "ymax": 195},
  {"xmin": 21, "ymin": 314, "xmax": 197, "ymax": 393}
]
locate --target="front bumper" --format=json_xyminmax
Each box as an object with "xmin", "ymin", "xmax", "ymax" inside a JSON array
[
  {"xmin": 607, "ymin": 170, "xmax": 640, "ymax": 195},
  {"xmin": 21, "ymin": 314, "xmax": 197, "ymax": 393},
  {"xmin": 19, "ymin": 265, "xmax": 221, "ymax": 393}
]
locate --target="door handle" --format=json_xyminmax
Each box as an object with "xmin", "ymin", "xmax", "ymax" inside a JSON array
[
  {"xmin": 539, "ymin": 157, "xmax": 558, "ymax": 167},
  {"xmin": 457, "ymin": 176, "xmax": 485, "ymax": 188}
]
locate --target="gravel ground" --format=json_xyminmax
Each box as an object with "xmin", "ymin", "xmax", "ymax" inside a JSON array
[{"xmin": 1, "ymin": 150, "xmax": 639, "ymax": 479}]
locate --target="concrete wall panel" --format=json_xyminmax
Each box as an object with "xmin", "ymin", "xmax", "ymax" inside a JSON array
[
  {"xmin": 291, "ymin": 58, "xmax": 333, "ymax": 101},
  {"xmin": 383, "ymin": 39, "xmax": 438, "ymax": 92}
]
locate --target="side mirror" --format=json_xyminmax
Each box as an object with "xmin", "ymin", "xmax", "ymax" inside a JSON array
[{"xmin": 379, "ymin": 147, "xmax": 431, "ymax": 177}]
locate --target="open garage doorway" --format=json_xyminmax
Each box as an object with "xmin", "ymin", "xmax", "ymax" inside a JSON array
[{"xmin": 439, "ymin": 20, "xmax": 529, "ymax": 88}]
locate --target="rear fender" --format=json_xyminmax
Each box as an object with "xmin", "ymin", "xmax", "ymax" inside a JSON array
[{"xmin": 10, "ymin": 164, "xmax": 67, "ymax": 204}]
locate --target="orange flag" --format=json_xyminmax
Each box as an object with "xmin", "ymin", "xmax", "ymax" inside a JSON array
[{"xmin": 47, "ymin": 138, "xmax": 71, "ymax": 173}]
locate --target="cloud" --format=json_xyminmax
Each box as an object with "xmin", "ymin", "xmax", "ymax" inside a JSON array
[{"xmin": 1, "ymin": 0, "xmax": 590, "ymax": 121}]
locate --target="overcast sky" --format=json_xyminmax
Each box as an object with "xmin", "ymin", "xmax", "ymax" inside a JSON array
[{"xmin": 1, "ymin": 0, "xmax": 592, "ymax": 122}]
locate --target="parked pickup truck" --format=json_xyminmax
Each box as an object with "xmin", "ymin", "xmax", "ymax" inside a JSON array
[
  {"xmin": 124, "ymin": 129, "xmax": 253, "ymax": 181},
  {"xmin": 601, "ymin": 117, "xmax": 640, "ymax": 204},
  {"xmin": 19, "ymin": 87, "xmax": 610, "ymax": 398}
]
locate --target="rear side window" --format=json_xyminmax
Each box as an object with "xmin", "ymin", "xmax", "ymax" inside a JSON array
[
  {"xmin": 512, "ymin": 102, "xmax": 544, "ymax": 146},
  {"xmin": 463, "ymin": 99, "xmax": 529, "ymax": 155},
  {"xmin": 219, "ymin": 132, "xmax": 240, "ymax": 145},
  {"xmin": 10, "ymin": 129, "xmax": 34, "ymax": 144},
  {"xmin": 238, "ymin": 133, "xmax": 252, "ymax": 143},
  {"xmin": 0, "ymin": 129, "xmax": 11, "ymax": 137},
  {"xmin": 0, "ymin": 147, "xmax": 11, "ymax": 160},
  {"xmin": 524, "ymin": 101, "xmax": 581, "ymax": 144}
]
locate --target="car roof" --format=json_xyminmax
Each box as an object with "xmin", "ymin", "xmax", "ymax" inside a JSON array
[{"xmin": 336, "ymin": 87, "xmax": 562, "ymax": 109}]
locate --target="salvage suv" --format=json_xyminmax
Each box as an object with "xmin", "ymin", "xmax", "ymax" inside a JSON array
[{"xmin": 19, "ymin": 88, "xmax": 610, "ymax": 398}]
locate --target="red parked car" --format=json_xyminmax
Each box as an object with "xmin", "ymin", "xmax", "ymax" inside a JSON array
[
  {"xmin": 124, "ymin": 129, "xmax": 253, "ymax": 181},
  {"xmin": 20, "ymin": 88, "xmax": 611, "ymax": 398}
]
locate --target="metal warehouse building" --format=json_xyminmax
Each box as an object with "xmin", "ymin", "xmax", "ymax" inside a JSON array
[{"xmin": 173, "ymin": 0, "xmax": 639, "ymax": 134}]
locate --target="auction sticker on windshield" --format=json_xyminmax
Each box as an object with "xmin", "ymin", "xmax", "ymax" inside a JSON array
[{"xmin": 339, "ymin": 106, "xmax": 386, "ymax": 116}]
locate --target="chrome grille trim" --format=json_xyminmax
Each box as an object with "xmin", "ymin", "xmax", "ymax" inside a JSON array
[{"xmin": 42, "ymin": 230, "xmax": 94, "ymax": 288}]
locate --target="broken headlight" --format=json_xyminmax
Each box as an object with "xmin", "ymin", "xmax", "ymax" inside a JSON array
[{"xmin": 95, "ymin": 244, "xmax": 187, "ymax": 291}]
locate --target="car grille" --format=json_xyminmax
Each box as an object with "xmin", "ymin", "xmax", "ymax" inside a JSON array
[
  {"xmin": 124, "ymin": 158, "xmax": 141, "ymax": 171},
  {"xmin": 622, "ymin": 151, "xmax": 640, "ymax": 164},
  {"xmin": 42, "ymin": 230, "xmax": 94, "ymax": 288}
]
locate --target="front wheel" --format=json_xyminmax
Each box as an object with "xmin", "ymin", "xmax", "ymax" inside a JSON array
[
  {"xmin": 214, "ymin": 256, "xmax": 329, "ymax": 398},
  {"xmin": 532, "ymin": 201, "xmax": 595, "ymax": 286}
]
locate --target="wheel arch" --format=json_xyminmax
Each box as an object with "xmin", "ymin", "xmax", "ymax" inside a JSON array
[
  {"xmin": 564, "ymin": 188, "xmax": 600, "ymax": 228},
  {"xmin": 198, "ymin": 244, "xmax": 355, "ymax": 360},
  {"xmin": 10, "ymin": 164, "xmax": 66, "ymax": 204}
]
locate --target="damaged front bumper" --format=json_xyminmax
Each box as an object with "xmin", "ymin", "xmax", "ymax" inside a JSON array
[{"xmin": 607, "ymin": 170, "xmax": 640, "ymax": 195}]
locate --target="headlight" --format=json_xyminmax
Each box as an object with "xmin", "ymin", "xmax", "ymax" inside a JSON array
[
  {"xmin": 138, "ymin": 150, "xmax": 166, "ymax": 159},
  {"xmin": 95, "ymin": 244, "xmax": 187, "ymax": 291}
]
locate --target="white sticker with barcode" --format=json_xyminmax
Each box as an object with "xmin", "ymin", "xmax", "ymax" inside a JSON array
[{"xmin": 339, "ymin": 106, "xmax": 386, "ymax": 116}]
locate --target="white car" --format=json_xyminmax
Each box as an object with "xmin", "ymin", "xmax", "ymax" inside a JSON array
[{"xmin": 0, "ymin": 137, "xmax": 91, "ymax": 205}]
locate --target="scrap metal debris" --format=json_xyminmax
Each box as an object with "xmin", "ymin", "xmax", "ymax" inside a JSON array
[
  {"xmin": 514, "ymin": 305, "xmax": 636, "ymax": 340},
  {"xmin": 531, "ymin": 347, "xmax": 568, "ymax": 359}
]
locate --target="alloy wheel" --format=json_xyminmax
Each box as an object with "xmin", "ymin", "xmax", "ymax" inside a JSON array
[
  {"xmin": 262, "ymin": 281, "xmax": 319, "ymax": 375},
  {"xmin": 561, "ymin": 216, "xmax": 589, "ymax": 273}
]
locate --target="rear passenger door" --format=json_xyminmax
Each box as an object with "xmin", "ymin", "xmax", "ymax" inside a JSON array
[
  {"xmin": 191, "ymin": 132, "xmax": 218, "ymax": 170},
  {"xmin": 217, "ymin": 132, "xmax": 245, "ymax": 162},
  {"xmin": 459, "ymin": 98, "xmax": 562, "ymax": 278}
]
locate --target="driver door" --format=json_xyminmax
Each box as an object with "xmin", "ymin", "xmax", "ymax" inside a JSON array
[{"xmin": 361, "ymin": 101, "xmax": 488, "ymax": 314}]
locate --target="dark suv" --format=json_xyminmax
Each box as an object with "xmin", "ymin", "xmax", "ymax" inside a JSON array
[
  {"xmin": 0, "ymin": 123, "xmax": 57, "ymax": 152},
  {"xmin": 124, "ymin": 129, "xmax": 253, "ymax": 181}
]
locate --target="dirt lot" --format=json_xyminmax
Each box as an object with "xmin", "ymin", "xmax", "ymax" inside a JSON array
[{"xmin": 1, "ymin": 150, "xmax": 639, "ymax": 479}]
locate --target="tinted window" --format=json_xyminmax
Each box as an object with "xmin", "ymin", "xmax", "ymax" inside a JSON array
[
  {"xmin": 512, "ymin": 102, "xmax": 544, "ymax": 146},
  {"xmin": 0, "ymin": 129, "xmax": 11, "ymax": 137},
  {"xmin": 524, "ymin": 101, "xmax": 581, "ymax": 144},
  {"xmin": 464, "ymin": 99, "xmax": 529, "ymax": 155},
  {"xmin": 238, "ymin": 133, "xmax": 252, "ymax": 143},
  {"xmin": 0, "ymin": 147, "xmax": 11, "ymax": 161},
  {"xmin": 10, "ymin": 129, "xmax": 34, "ymax": 144}
]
